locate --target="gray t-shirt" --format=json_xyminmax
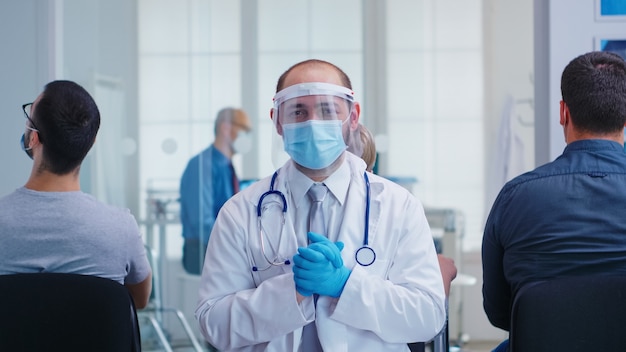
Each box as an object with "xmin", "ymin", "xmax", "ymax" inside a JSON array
[{"xmin": 0, "ymin": 187, "xmax": 151, "ymax": 285}]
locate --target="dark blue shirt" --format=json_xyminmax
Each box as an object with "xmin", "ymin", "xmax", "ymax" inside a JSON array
[
  {"xmin": 179, "ymin": 145, "xmax": 236, "ymax": 245},
  {"xmin": 482, "ymin": 139, "xmax": 626, "ymax": 330}
]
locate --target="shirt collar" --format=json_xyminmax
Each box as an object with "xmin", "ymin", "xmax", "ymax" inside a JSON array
[
  {"xmin": 564, "ymin": 139, "xmax": 625, "ymax": 153},
  {"xmin": 285, "ymin": 156, "xmax": 351, "ymax": 209}
]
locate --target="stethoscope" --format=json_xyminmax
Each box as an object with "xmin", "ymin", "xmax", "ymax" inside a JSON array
[{"xmin": 252, "ymin": 170, "xmax": 375, "ymax": 271}]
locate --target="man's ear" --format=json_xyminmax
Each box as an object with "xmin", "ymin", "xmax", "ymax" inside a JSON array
[
  {"xmin": 350, "ymin": 102, "xmax": 361, "ymax": 130},
  {"xmin": 559, "ymin": 100, "xmax": 568, "ymax": 126},
  {"xmin": 30, "ymin": 130, "xmax": 40, "ymax": 147}
]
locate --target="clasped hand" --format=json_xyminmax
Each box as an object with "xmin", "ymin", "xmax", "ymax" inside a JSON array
[{"xmin": 292, "ymin": 232, "xmax": 351, "ymax": 298}]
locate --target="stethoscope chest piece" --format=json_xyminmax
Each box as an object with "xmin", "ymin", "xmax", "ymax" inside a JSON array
[{"xmin": 355, "ymin": 246, "xmax": 376, "ymax": 266}]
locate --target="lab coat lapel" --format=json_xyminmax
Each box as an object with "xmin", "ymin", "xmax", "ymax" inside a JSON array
[{"xmin": 366, "ymin": 180, "xmax": 383, "ymax": 248}]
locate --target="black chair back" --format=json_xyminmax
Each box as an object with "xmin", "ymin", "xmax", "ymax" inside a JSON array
[
  {"xmin": 0, "ymin": 273, "xmax": 141, "ymax": 352},
  {"xmin": 510, "ymin": 275, "xmax": 626, "ymax": 352}
]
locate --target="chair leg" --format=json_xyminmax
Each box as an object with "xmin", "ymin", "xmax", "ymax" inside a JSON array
[
  {"xmin": 147, "ymin": 315, "xmax": 175, "ymax": 352},
  {"xmin": 431, "ymin": 319, "xmax": 449, "ymax": 352},
  {"xmin": 172, "ymin": 308, "xmax": 205, "ymax": 352}
]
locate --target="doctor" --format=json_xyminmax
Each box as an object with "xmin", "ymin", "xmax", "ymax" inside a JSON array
[{"xmin": 195, "ymin": 59, "xmax": 446, "ymax": 351}]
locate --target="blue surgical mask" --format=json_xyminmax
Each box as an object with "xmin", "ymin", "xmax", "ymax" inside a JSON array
[
  {"xmin": 282, "ymin": 119, "xmax": 347, "ymax": 169},
  {"xmin": 20, "ymin": 133, "xmax": 34, "ymax": 160}
]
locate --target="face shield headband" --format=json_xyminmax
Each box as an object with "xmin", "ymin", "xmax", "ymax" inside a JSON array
[{"xmin": 272, "ymin": 82, "xmax": 355, "ymax": 125}]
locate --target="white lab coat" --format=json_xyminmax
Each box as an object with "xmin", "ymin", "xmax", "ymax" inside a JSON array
[{"xmin": 196, "ymin": 152, "xmax": 446, "ymax": 351}]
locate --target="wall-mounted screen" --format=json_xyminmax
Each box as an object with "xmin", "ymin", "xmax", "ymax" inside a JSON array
[
  {"xmin": 596, "ymin": 0, "xmax": 626, "ymax": 21},
  {"xmin": 597, "ymin": 38, "xmax": 626, "ymax": 60}
]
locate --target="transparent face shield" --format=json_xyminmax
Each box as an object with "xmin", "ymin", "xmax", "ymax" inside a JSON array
[{"xmin": 271, "ymin": 82, "xmax": 362, "ymax": 171}]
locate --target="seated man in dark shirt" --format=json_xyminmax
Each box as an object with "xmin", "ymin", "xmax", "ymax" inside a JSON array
[{"xmin": 482, "ymin": 51, "xmax": 626, "ymax": 351}]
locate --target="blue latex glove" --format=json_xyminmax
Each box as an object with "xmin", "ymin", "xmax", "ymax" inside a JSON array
[
  {"xmin": 292, "ymin": 232, "xmax": 351, "ymax": 298},
  {"xmin": 292, "ymin": 233, "xmax": 337, "ymax": 296}
]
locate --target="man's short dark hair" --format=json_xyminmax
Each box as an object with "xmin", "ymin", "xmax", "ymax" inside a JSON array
[
  {"xmin": 34, "ymin": 80, "xmax": 100, "ymax": 175},
  {"xmin": 561, "ymin": 51, "xmax": 626, "ymax": 134}
]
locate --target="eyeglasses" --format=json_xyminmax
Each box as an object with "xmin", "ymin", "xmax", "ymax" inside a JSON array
[{"xmin": 22, "ymin": 103, "xmax": 40, "ymax": 131}]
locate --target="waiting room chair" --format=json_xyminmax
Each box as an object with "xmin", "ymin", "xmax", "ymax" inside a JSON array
[
  {"xmin": 408, "ymin": 314, "xmax": 449, "ymax": 352},
  {"xmin": 510, "ymin": 275, "xmax": 626, "ymax": 352},
  {"xmin": 0, "ymin": 273, "xmax": 141, "ymax": 352}
]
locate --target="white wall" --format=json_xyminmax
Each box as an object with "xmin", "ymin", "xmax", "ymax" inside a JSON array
[{"xmin": 541, "ymin": 0, "xmax": 626, "ymax": 162}]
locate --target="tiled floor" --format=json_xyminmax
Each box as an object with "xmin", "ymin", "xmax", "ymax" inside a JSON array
[
  {"xmin": 145, "ymin": 336, "xmax": 502, "ymax": 351},
  {"xmin": 165, "ymin": 344, "xmax": 498, "ymax": 352},
  {"xmin": 157, "ymin": 340, "xmax": 503, "ymax": 352},
  {"xmin": 455, "ymin": 340, "xmax": 500, "ymax": 352}
]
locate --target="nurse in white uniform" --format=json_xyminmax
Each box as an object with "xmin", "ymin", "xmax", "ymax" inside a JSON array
[{"xmin": 195, "ymin": 59, "xmax": 446, "ymax": 352}]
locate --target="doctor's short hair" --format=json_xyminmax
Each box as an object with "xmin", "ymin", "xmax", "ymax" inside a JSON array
[
  {"xmin": 275, "ymin": 59, "xmax": 353, "ymax": 92},
  {"xmin": 561, "ymin": 51, "xmax": 626, "ymax": 134},
  {"xmin": 34, "ymin": 80, "xmax": 100, "ymax": 175}
]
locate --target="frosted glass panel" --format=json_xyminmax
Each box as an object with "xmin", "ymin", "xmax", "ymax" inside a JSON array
[
  {"xmin": 189, "ymin": 0, "xmax": 212, "ymax": 53},
  {"xmin": 138, "ymin": 121, "xmax": 217, "ymax": 205},
  {"xmin": 387, "ymin": 0, "xmax": 427, "ymax": 50},
  {"xmin": 140, "ymin": 56, "xmax": 190, "ymax": 123},
  {"xmin": 140, "ymin": 123, "xmax": 189, "ymax": 188},
  {"xmin": 259, "ymin": 0, "xmax": 310, "ymax": 52},
  {"xmin": 257, "ymin": 121, "xmax": 278, "ymax": 178},
  {"xmin": 258, "ymin": 54, "xmax": 309, "ymax": 96},
  {"xmin": 259, "ymin": 0, "xmax": 361, "ymax": 52},
  {"xmin": 140, "ymin": 0, "xmax": 241, "ymax": 54},
  {"xmin": 93, "ymin": 81, "xmax": 127, "ymax": 208},
  {"xmin": 139, "ymin": 0, "xmax": 189, "ymax": 53},
  {"xmin": 207, "ymin": 0, "xmax": 241, "ymax": 53},
  {"xmin": 208, "ymin": 56, "xmax": 243, "ymax": 110},
  {"xmin": 433, "ymin": 120, "xmax": 483, "ymax": 186},
  {"xmin": 388, "ymin": 53, "xmax": 428, "ymax": 120},
  {"xmin": 434, "ymin": 0, "xmax": 482, "ymax": 49},
  {"xmin": 189, "ymin": 55, "xmax": 242, "ymax": 121},
  {"xmin": 189, "ymin": 56, "xmax": 211, "ymax": 121},
  {"xmin": 384, "ymin": 0, "xmax": 484, "ymax": 252},
  {"xmin": 386, "ymin": 120, "xmax": 430, "ymax": 179},
  {"xmin": 434, "ymin": 50, "xmax": 483, "ymax": 119},
  {"xmin": 187, "ymin": 122, "xmax": 215, "ymax": 157},
  {"xmin": 310, "ymin": 0, "xmax": 362, "ymax": 51}
]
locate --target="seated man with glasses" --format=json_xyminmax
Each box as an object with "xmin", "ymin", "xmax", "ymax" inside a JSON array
[{"xmin": 0, "ymin": 80, "xmax": 152, "ymax": 309}]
